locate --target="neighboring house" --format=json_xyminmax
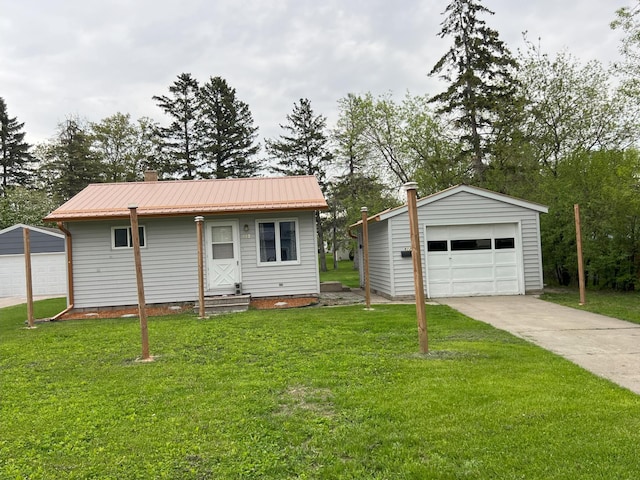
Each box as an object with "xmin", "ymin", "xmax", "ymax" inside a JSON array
[
  {"xmin": 44, "ymin": 175, "xmax": 328, "ymax": 309},
  {"xmin": 352, "ymin": 185, "xmax": 548, "ymax": 299},
  {"xmin": 0, "ymin": 224, "xmax": 67, "ymax": 297}
]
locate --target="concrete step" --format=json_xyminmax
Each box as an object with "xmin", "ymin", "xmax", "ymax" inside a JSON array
[{"xmin": 194, "ymin": 294, "xmax": 251, "ymax": 316}]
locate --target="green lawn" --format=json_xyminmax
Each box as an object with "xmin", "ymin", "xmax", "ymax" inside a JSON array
[
  {"xmin": 541, "ymin": 289, "xmax": 640, "ymax": 324},
  {"xmin": 319, "ymin": 259, "xmax": 360, "ymax": 288},
  {"xmin": 2, "ymin": 299, "xmax": 640, "ymax": 479}
]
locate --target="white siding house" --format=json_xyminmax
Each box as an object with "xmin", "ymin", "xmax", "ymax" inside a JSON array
[
  {"xmin": 354, "ymin": 185, "xmax": 548, "ymax": 299},
  {"xmin": 45, "ymin": 176, "xmax": 327, "ymax": 309}
]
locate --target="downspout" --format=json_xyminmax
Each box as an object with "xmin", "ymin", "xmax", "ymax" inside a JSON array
[{"xmin": 52, "ymin": 221, "xmax": 74, "ymax": 320}]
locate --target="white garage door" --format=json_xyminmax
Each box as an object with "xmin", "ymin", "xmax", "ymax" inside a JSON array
[
  {"xmin": 425, "ymin": 224, "xmax": 522, "ymax": 298},
  {"xmin": 0, "ymin": 253, "xmax": 67, "ymax": 297}
]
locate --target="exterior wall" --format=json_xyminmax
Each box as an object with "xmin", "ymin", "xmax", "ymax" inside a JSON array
[
  {"xmin": 365, "ymin": 221, "xmax": 393, "ymax": 297},
  {"xmin": 0, "ymin": 227, "xmax": 64, "ymax": 255},
  {"xmin": 232, "ymin": 211, "xmax": 320, "ymax": 298},
  {"xmin": 69, "ymin": 211, "xmax": 320, "ymax": 308},
  {"xmin": 371, "ymin": 190, "xmax": 544, "ymax": 299}
]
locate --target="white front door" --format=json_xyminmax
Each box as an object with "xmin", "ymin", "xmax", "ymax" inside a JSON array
[{"xmin": 206, "ymin": 221, "xmax": 240, "ymax": 293}]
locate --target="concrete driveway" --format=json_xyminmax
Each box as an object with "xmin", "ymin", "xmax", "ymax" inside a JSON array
[
  {"xmin": 0, "ymin": 296, "xmax": 59, "ymax": 309},
  {"xmin": 438, "ymin": 295, "xmax": 640, "ymax": 395}
]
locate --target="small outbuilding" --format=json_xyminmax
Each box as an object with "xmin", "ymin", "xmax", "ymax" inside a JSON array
[
  {"xmin": 0, "ymin": 224, "xmax": 67, "ymax": 297},
  {"xmin": 44, "ymin": 175, "xmax": 327, "ymax": 310},
  {"xmin": 353, "ymin": 185, "xmax": 548, "ymax": 299}
]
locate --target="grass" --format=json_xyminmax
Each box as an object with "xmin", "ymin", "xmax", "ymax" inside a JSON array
[
  {"xmin": 541, "ymin": 289, "xmax": 640, "ymax": 324},
  {"xmin": 319, "ymin": 259, "xmax": 360, "ymax": 288},
  {"xmin": 2, "ymin": 299, "xmax": 640, "ymax": 479}
]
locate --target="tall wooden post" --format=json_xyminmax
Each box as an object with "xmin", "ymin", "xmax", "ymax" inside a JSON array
[
  {"xmin": 405, "ymin": 182, "xmax": 428, "ymax": 354},
  {"xmin": 195, "ymin": 216, "xmax": 206, "ymax": 318},
  {"xmin": 129, "ymin": 205, "xmax": 150, "ymax": 360},
  {"xmin": 23, "ymin": 227, "xmax": 35, "ymax": 328},
  {"xmin": 574, "ymin": 204, "xmax": 586, "ymax": 305},
  {"xmin": 361, "ymin": 207, "xmax": 371, "ymax": 309}
]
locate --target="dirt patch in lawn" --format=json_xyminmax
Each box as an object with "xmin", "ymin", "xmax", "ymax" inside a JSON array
[
  {"xmin": 59, "ymin": 304, "xmax": 191, "ymax": 320},
  {"xmin": 250, "ymin": 297, "xmax": 318, "ymax": 310}
]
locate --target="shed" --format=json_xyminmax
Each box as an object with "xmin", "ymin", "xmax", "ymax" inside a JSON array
[
  {"xmin": 353, "ymin": 185, "xmax": 548, "ymax": 299},
  {"xmin": 44, "ymin": 175, "xmax": 328, "ymax": 310},
  {"xmin": 0, "ymin": 224, "xmax": 67, "ymax": 297}
]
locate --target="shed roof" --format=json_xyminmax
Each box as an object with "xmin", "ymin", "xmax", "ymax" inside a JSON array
[
  {"xmin": 45, "ymin": 175, "xmax": 328, "ymax": 222},
  {"xmin": 0, "ymin": 223, "xmax": 65, "ymax": 238},
  {"xmin": 351, "ymin": 184, "xmax": 548, "ymax": 227}
]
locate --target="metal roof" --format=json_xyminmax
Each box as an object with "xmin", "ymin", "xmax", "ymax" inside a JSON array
[{"xmin": 45, "ymin": 175, "xmax": 328, "ymax": 222}]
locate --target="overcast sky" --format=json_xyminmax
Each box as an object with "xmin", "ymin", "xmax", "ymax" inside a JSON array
[{"xmin": 0, "ymin": 0, "xmax": 629, "ymax": 148}]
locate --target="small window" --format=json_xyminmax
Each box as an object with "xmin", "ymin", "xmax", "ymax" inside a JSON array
[
  {"xmin": 257, "ymin": 219, "xmax": 299, "ymax": 264},
  {"xmin": 427, "ymin": 240, "xmax": 448, "ymax": 252},
  {"xmin": 495, "ymin": 237, "xmax": 515, "ymax": 249},
  {"xmin": 112, "ymin": 226, "xmax": 145, "ymax": 249},
  {"xmin": 450, "ymin": 239, "xmax": 491, "ymax": 251}
]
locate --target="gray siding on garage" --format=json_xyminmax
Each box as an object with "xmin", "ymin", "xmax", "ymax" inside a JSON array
[
  {"xmin": 366, "ymin": 221, "xmax": 392, "ymax": 296},
  {"xmin": 0, "ymin": 226, "xmax": 64, "ymax": 255},
  {"xmin": 366, "ymin": 189, "xmax": 545, "ymax": 299},
  {"xmin": 69, "ymin": 211, "xmax": 321, "ymax": 308}
]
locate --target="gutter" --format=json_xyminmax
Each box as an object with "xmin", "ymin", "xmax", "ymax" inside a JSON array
[{"xmin": 52, "ymin": 221, "xmax": 74, "ymax": 320}]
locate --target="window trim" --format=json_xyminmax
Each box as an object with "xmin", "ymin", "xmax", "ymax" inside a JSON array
[
  {"xmin": 111, "ymin": 225, "xmax": 146, "ymax": 250},
  {"xmin": 255, "ymin": 218, "xmax": 301, "ymax": 266}
]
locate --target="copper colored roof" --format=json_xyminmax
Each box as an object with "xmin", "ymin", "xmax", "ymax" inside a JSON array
[{"xmin": 45, "ymin": 176, "xmax": 328, "ymax": 222}]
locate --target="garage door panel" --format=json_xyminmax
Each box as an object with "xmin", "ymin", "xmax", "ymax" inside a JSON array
[
  {"xmin": 0, "ymin": 253, "xmax": 66, "ymax": 297},
  {"xmin": 425, "ymin": 223, "xmax": 522, "ymax": 298}
]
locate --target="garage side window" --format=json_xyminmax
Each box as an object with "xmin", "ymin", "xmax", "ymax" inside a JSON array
[
  {"xmin": 112, "ymin": 226, "xmax": 146, "ymax": 249},
  {"xmin": 450, "ymin": 239, "xmax": 491, "ymax": 251},
  {"xmin": 257, "ymin": 219, "xmax": 299, "ymax": 264}
]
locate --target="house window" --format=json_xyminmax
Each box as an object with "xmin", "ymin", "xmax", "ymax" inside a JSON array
[
  {"xmin": 257, "ymin": 219, "xmax": 298, "ymax": 264},
  {"xmin": 112, "ymin": 226, "xmax": 146, "ymax": 249}
]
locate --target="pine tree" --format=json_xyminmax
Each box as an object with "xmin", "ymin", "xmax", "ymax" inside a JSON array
[
  {"xmin": 153, "ymin": 73, "xmax": 201, "ymax": 179},
  {"xmin": 198, "ymin": 76, "xmax": 260, "ymax": 178},
  {"xmin": 429, "ymin": 0, "xmax": 518, "ymax": 178},
  {"xmin": 0, "ymin": 97, "xmax": 32, "ymax": 195},
  {"xmin": 37, "ymin": 118, "xmax": 102, "ymax": 201},
  {"xmin": 266, "ymin": 98, "xmax": 334, "ymax": 271}
]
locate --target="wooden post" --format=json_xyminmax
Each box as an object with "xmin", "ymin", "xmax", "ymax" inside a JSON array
[
  {"xmin": 574, "ymin": 204, "xmax": 586, "ymax": 305},
  {"xmin": 129, "ymin": 205, "xmax": 150, "ymax": 360},
  {"xmin": 361, "ymin": 207, "xmax": 371, "ymax": 309},
  {"xmin": 195, "ymin": 216, "xmax": 206, "ymax": 318},
  {"xmin": 405, "ymin": 182, "xmax": 428, "ymax": 354},
  {"xmin": 23, "ymin": 227, "xmax": 35, "ymax": 328}
]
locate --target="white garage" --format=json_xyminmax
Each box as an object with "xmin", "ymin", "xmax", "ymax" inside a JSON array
[
  {"xmin": 0, "ymin": 224, "xmax": 67, "ymax": 298},
  {"xmin": 354, "ymin": 185, "xmax": 548, "ymax": 299}
]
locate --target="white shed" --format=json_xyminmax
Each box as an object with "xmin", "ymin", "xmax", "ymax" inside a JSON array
[
  {"xmin": 0, "ymin": 224, "xmax": 67, "ymax": 298},
  {"xmin": 354, "ymin": 185, "xmax": 548, "ymax": 299}
]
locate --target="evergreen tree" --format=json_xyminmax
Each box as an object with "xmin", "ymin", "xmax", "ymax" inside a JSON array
[
  {"xmin": 198, "ymin": 76, "xmax": 260, "ymax": 178},
  {"xmin": 0, "ymin": 97, "xmax": 32, "ymax": 195},
  {"xmin": 153, "ymin": 73, "xmax": 201, "ymax": 179},
  {"xmin": 37, "ymin": 118, "xmax": 102, "ymax": 201},
  {"xmin": 429, "ymin": 0, "xmax": 518, "ymax": 178},
  {"xmin": 266, "ymin": 98, "xmax": 333, "ymax": 271}
]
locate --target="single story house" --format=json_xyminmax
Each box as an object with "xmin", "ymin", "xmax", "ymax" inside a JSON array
[
  {"xmin": 0, "ymin": 224, "xmax": 67, "ymax": 297},
  {"xmin": 44, "ymin": 175, "xmax": 327, "ymax": 310},
  {"xmin": 353, "ymin": 185, "xmax": 548, "ymax": 299}
]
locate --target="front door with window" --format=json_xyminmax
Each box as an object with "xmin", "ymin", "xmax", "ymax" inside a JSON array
[{"xmin": 206, "ymin": 221, "xmax": 240, "ymax": 293}]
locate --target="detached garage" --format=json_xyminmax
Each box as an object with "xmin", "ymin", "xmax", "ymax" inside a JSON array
[
  {"xmin": 0, "ymin": 224, "xmax": 67, "ymax": 297},
  {"xmin": 354, "ymin": 185, "xmax": 548, "ymax": 299}
]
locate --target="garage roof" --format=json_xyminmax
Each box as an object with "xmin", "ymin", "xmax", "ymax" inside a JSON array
[
  {"xmin": 45, "ymin": 175, "xmax": 328, "ymax": 222},
  {"xmin": 351, "ymin": 184, "xmax": 548, "ymax": 227}
]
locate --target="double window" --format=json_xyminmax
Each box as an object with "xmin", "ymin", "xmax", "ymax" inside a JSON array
[
  {"xmin": 112, "ymin": 226, "xmax": 146, "ymax": 249},
  {"xmin": 257, "ymin": 219, "xmax": 298, "ymax": 264}
]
